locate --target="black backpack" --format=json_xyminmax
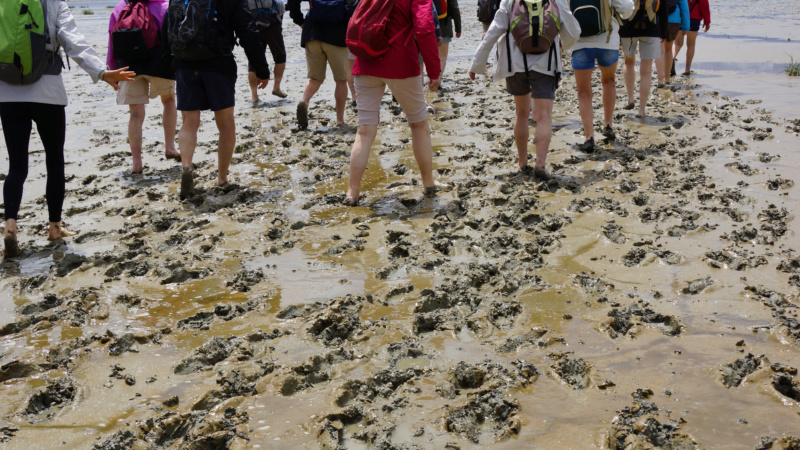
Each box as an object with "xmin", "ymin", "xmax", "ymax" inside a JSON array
[
  {"xmin": 664, "ymin": 0, "xmax": 677, "ymax": 14},
  {"xmin": 166, "ymin": 0, "xmax": 226, "ymax": 60},
  {"xmin": 477, "ymin": 0, "xmax": 500, "ymax": 23}
]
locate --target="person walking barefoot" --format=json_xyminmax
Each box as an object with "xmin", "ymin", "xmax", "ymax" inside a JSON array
[
  {"xmin": 108, "ymin": 0, "xmax": 179, "ymax": 174},
  {"xmin": 673, "ymin": 0, "xmax": 710, "ymax": 76},
  {"xmin": 1, "ymin": 0, "xmax": 134, "ymax": 258},
  {"xmin": 345, "ymin": 0, "xmax": 445, "ymax": 205}
]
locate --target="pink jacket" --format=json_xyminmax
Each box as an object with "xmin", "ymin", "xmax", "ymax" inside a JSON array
[
  {"xmin": 107, "ymin": 0, "xmax": 169, "ymax": 70},
  {"xmin": 353, "ymin": 0, "xmax": 441, "ymax": 81}
]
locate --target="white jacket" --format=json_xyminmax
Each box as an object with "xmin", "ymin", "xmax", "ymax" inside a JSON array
[
  {"xmin": 571, "ymin": 0, "xmax": 636, "ymax": 52},
  {"xmin": 0, "ymin": 0, "xmax": 107, "ymax": 106},
  {"xmin": 470, "ymin": 0, "xmax": 581, "ymax": 81}
]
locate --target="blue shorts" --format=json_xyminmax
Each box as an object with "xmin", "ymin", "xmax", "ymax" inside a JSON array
[
  {"xmin": 175, "ymin": 69, "xmax": 236, "ymax": 112},
  {"xmin": 689, "ymin": 18, "xmax": 701, "ymax": 32},
  {"xmin": 571, "ymin": 48, "xmax": 620, "ymax": 70}
]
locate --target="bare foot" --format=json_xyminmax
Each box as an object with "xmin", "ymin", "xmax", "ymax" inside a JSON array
[
  {"xmin": 344, "ymin": 188, "xmax": 359, "ymax": 206},
  {"xmin": 423, "ymin": 180, "xmax": 448, "ymax": 196},
  {"xmin": 48, "ymin": 223, "xmax": 76, "ymax": 241},
  {"xmin": 165, "ymin": 149, "xmax": 181, "ymax": 160}
]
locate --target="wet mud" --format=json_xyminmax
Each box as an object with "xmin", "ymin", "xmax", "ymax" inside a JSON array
[{"xmin": 1, "ymin": 2, "xmax": 800, "ymax": 449}]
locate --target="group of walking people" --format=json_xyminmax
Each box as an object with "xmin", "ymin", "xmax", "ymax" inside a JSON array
[{"xmin": 1, "ymin": 0, "xmax": 710, "ymax": 259}]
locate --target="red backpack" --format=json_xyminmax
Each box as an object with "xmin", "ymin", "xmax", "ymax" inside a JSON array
[
  {"xmin": 112, "ymin": 0, "xmax": 160, "ymax": 62},
  {"xmin": 346, "ymin": 0, "xmax": 410, "ymax": 60},
  {"xmin": 434, "ymin": 0, "xmax": 447, "ymax": 19}
]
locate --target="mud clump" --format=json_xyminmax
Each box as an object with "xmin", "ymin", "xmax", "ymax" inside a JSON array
[
  {"xmin": 575, "ymin": 272, "xmax": 614, "ymax": 296},
  {"xmin": 173, "ymin": 336, "xmax": 242, "ymax": 375},
  {"xmin": 721, "ymin": 354, "xmax": 762, "ymax": 388},
  {"xmin": 771, "ymin": 373, "xmax": 800, "ymax": 402},
  {"xmin": 281, "ymin": 349, "xmax": 354, "ymax": 396},
  {"xmin": 24, "ymin": 377, "xmax": 77, "ymax": 423},
  {"xmin": 92, "ymin": 430, "xmax": 134, "ymax": 450},
  {"xmin": 605, "ymin": 304, "xmax": 682, "ymax": 338},
  {"xmin": 606, "ymin": 389, "xmax": 699, "ymax": 449},
  {"xmin": 705, "ymin": 248, "xmax": 767, "ymax": 271},
  {"xmin": 444, "ymin": 389, "xmax": 521, "ymax": 443},
  {"xmin": 683, "ymin": 277, "xmax": 714, "ymax": 295},
  {"xmin": 553, "ymin": 355, "xmax": 591, "ymax": 389},
  {"xmin": 756, "ymin": 435, "xmax": 800, "ymax": 450},
  {"xmin": 226, "ymin": 269, "xmax": 265, "ymax": 292},
  {"xmin": 454, "ymin": 362, "xmax": 487, "ymax": 389}
]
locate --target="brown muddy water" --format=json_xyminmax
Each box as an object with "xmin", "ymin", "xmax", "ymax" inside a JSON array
[{"xmin": 2, "ymin": 2, "xmax": 800, "ymax": 449}]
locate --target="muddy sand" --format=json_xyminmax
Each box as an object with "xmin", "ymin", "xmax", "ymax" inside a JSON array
[{"xmin": 1, "ymin": 4, "xmax": 800, "ymax": 449}]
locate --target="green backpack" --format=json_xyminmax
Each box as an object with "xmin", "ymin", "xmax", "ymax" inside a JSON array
[{"xmin": 0, "ymin": 0, "xmax": 52, "ymax": 84}]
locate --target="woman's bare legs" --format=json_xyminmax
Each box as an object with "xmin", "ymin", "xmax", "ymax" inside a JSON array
[{"xmin": 513, "ymin": 94, "xmax": 531, "ymax": 169}]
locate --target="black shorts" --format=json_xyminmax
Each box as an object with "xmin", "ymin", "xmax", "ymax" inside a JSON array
[
  {"xmin": 175, "ymin": 69, "xmax": 236, "ymax": 112},
  {"xmin": 505, "ymin": 70, "xmax": 557, "ymax": 99},
  {"xmin": 249, "ymin": 23, "xmax": 286, "ymax": 71},
  {"xmin": 690, "ymin": 18, "xmax": 701, "ymax": 32}
]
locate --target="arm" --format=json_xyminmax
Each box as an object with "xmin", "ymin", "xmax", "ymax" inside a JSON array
[
  {"xmin": 451, "ymin": 0, "xmax": 461, "ymax": 36},
  {"xmin": 432, "ymin": 1, "xmax": 442, "ymax": 38},
  {"xmin": 555, "ymin": 0, "xmax": 580, "ymax": 50},
  {"xmin": 612, "ymin": 0, "xmax": 636, "ymax": 22},
  {"xmin": 678, "ymin": 0, "xmax": 690, "ymax": 31},
  {"xmin": 233, "ymin": 0, "xmax": 271, "ymax": 80},
  {"xmin": 56, "ymin": 2, "xmax": 107, "ymax": 83},
  {"xmin": 287, "ymin": 0, "xmax": 305, "ymax": 27},
  {"xmin": 469, "ymin": 0, "xmax": 508, "ymax": 75},
  {"xmin": 415, "ymin": 0, "xmax": 441, "ymax": 81},
  {"xmin": 700, "ymin": 0, "xmax": 710, "ymax": 29}
]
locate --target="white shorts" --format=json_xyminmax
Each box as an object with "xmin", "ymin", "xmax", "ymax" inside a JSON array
[
  {"xmin": 117, "ymin": 75, "xmax": 175, "ymax": 105},
  {"xmin": 621, "ymin": 37, "xmax": 661, "ymax": 61}
]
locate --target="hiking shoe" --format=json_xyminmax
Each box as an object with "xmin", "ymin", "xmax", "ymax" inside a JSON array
[
  {"xmin": 297, "ymin": 101, "xmax": 308, "ymax": 129},
  {"xmin": 180, "ymin": 167, "xmax": 195, "ymax": 200},
  {"xmin": 602, "ymin": 125, "xmax": 616, "ymax": 141},
  {"xmin": 3, "ymin": 232, "xmax": 20, "ymax": 258},
  {"xmin": 670, "ymin": 58, "xmax": 677, "ymax": 77},
  {"xmin": 532, "ymin": 167, "xmax": 551, "ymax": 182},
  {"xmin": 579, "ymin": 137, "xmax": 595, "ymax": 154}
]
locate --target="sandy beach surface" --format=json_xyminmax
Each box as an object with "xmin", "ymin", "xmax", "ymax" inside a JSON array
[{"xmin": 1, "ymin": 1, "xmax": 800, "ymax": 448}]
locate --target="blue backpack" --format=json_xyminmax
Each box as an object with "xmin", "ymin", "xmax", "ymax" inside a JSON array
[{"xmin": 307, "ymin": 0, "xmax": 346, "ymax": 24}]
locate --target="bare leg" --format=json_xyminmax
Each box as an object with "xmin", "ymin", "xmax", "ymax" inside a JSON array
[
  {"xmin": 673, "ymin": 31, "xmax": 685, "ymax": 60},
  {"xmin": 302, "ymin": 79, "xmax": 323, "ymax": 106},
  {"xmin": 248, "ymin": 71, "xmax": 259, "ymax": 103},
  {"xmin": 214, "ymin": 107, "xmax": 236, "ymax": 186},
  {"xmin": 438, "ymin": 42, "xmax": 450, "ymax": 77},
  {"xmin": 408, "ymin": 120, "xmax": 436, "ymax": 189},
  {"xmin": 334, "ymin": 80, "xmax": 348, "ymax": 125},
  {"xmin": 655, "ymin": 41, "xmax": 666, "ymax": 84},
  {"xmin": 347, "ymin": 124, "xmax": 378, "ymax": 201},
  {"xmin": 532, "ymin": 98, "xmax": 554, "ymax": 167},
  {"xmin": 685, "ymin": 31, "xmax": 698, "ymax": 73},
  {"xmin": 346, "ymin": 59, "xmax": 356, "ymax": 101},
  {"xmin": 179, "ymin": 110, "xmax": 201, "ymax": 169},
  {"xmin": 513, "ymin": 94, "xmax": 531, "ymax": 169},
  {"xmin": 624, "ymin": 56, "xmax": 636, "ymax": 106},
  {"xmin": 663, "ymin": 41, "xmax": 674, "ymax": 84},
  {"xmin": 161, "ymin": 93, "xmax": 178, "ymax": 157},
  {"xmin": 4, "ymin": 219, "xmax": 16, "ymax": 235},
  {"xmin": 599, "ymin": 63, "xmax": 617, "ymax": 128},
  {"xmin": 574, "ymin": 68, "xmax": 594, "ymax": 143},
  {"xmin": 638, "ymin": 59, "xmax": 654, "ymax": 117},
  {"xmin": 272, "ymin": 63, "xmax": 285, "ymax": 94},
  {"xmin": 128, "ymin": 104, "xmax": 145, "ymax": 172}
]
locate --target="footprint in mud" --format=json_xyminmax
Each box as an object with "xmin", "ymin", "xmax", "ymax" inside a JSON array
[
  {"xmin": 683, "ymin": 277, "xmax": 714, "ymax": 295},
  {"xmin": 575, "ymin": 272, "xmax": 614, "ymax": 296},
  {"xmin": 705, "ymin": 248, "xmax": 768, "ymax": 271},
  {"xmin": 173, "ymin": 336, "xmax": 242, "ymax": 375},
  {"xmin": 605, "ymin": 389, "xmax": 699, "ymax": 449},
  {"xmin": 605, "ymin": 304, "xmax": 682, "ymax": 338},
  {"xmin": 280, "ymin": 348, "xmax": 354, "ymax": 396}
]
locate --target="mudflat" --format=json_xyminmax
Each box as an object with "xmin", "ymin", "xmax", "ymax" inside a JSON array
[{"xmin": 1, "ymin": 3, "xmax": 799, "ymax": 449}]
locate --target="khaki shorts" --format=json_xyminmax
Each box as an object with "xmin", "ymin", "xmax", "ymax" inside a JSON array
[
  {"xmin": 305, "ymin": 40, "xmax": 349, "ymax": 81},
  {"xmin": 117, "ymin": 75, "xmax": 175, "ymax": 105},
  {"xmin": 354, "ymin": 75, "xmax": 428, "ymax": 126},
  {"xmin": 621, "ymin": 37, "xmax": 661, "ymax": 61}
]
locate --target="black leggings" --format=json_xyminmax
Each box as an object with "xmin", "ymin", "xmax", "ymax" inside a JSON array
[{"xmin": 0, "ymin": 102, "xmax": 66, "ymax": 223}]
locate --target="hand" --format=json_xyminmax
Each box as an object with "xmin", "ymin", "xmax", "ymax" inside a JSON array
[
  {"xmin": 258, "ymin": 78, "xmax": 270, "ymax": 89},
  {"xmin": 456, "ymin": 32, "xmax": 461, "ymax": 38},
  {"xmin": 703, "ymin": 23, "xmax": 710, "ymax": 32},
  {"xmin": 103, "ymin": 66, "xmax": 136, "ymax": 90},
  {"xmin": 428, "ymin": 78, "xmax": 440, "ymax": 92},
  {"xmin": 468, "ymin": 72, "xmax": 476, "ymax": 81},
  {"xmin": 437, "ymin": 36, "xmax": 443, "ymax": 45}
]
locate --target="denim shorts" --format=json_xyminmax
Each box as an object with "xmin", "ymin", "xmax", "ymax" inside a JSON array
[
  {"xmin": 571, "ymin": 48, "xmax": 620, "ymax": 70},
  {"xmin": 690, "ymin": 18, "xmax": 701, "ymax": 32}
]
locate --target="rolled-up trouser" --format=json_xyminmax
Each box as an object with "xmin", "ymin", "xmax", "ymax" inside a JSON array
[
  {"xmin": 354, "ymin": 75, "xmax": 428, "ymax": 127},
  {"xmin": 0, "ymin": 102, "xmax": 66, "ymax": 223}
]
